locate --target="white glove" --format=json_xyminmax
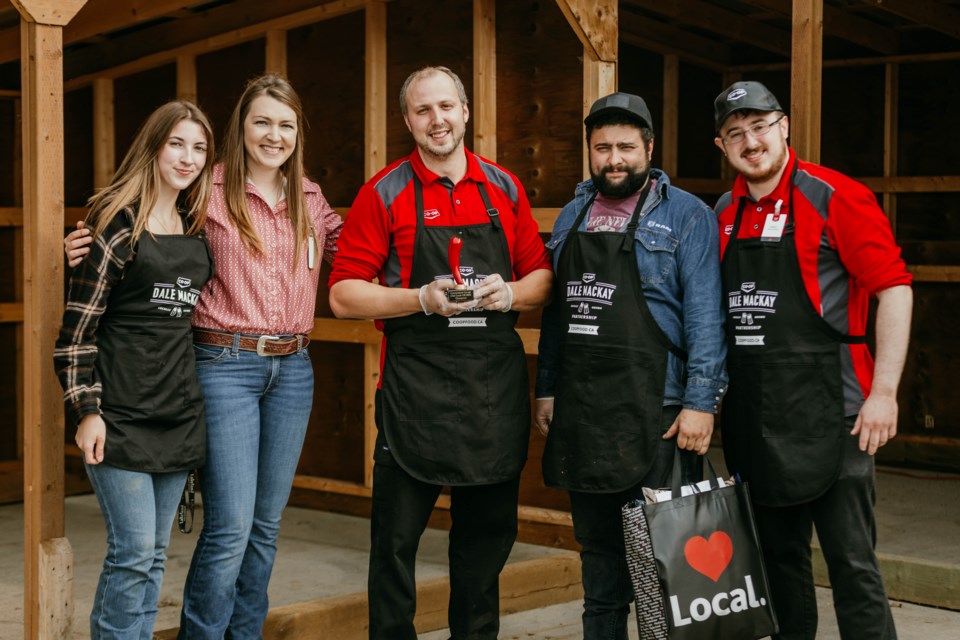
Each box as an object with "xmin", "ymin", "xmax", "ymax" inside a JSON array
[
  {"xmin": 419, "ymin": 284, "xmax": 434, "ymax": 316},
  {"xmin": 474, "ymin": 274, "xmax": 514, "ymax": 312}
]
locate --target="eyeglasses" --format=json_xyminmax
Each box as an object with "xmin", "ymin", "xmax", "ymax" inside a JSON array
[{"xmin": 721, "ymin": 115, "xmax": 786, "ymax": 145}]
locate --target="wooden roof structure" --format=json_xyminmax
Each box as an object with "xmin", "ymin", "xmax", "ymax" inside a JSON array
[{"xmin": 4, "ymin": 1, "xmax": 959, "ymax": 637}]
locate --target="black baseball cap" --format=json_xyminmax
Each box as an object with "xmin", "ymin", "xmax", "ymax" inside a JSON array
[
  {"xmin": 585, "ymin": 92, "xmax": 653, "ymax": 131},
  {"xmin": 714, "ymin": 81, "xmax": 783, "ymax": 131}
]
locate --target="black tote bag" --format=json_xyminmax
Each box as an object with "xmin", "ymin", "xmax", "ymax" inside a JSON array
[{"xmin": 622, "ymin": 456, "xmax": 778, "ymax": 639}]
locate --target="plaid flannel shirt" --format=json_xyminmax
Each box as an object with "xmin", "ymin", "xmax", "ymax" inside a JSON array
[{"xmin": 54, "ymin": 209, "xmax": 135, "ymax": 426}]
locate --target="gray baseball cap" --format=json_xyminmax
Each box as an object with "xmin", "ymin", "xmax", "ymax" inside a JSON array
[
  {"xmin": 714, "ymin": 81, "xmax": 783, "ymax": 131},
  {"xmin": 585, "ymin": 92, "xmax": 653, "ymax": 131}
]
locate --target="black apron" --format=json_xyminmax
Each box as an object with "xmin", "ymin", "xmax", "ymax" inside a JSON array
[
  {"xmin": 96, "ymin": 225, "xmax": 213, "ymax": 472},
  {"xmin": 379, "ymin": 178, "xmax": 530, "ymax": 486},
  {"xmin": 720, "ymin": 160, "xmax": 865, "ymax": 506},
  {"xmin": 542, "ymin": 188, "xmax": 686, "ymax": 493}
]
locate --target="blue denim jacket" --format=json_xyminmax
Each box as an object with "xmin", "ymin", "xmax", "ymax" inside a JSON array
[{"xmin": 536, "ymin": 170, "xmax": 728, "ymax": 412}]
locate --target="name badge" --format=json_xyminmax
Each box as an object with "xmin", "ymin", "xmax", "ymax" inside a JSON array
[
  {"xmin": 308, "ymin": 235, "xmax": 317, "ymax": 269},
  {"xmin": 761, "ymin": 199, "xmax": 786, "ymax": 242}
]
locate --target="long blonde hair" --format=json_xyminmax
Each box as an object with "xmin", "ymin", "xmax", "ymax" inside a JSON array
[
  {"xmin": 86, "ymin": 100, "xmax": 214, "ymax": 244},
  {"xmin": 220, "ymin": 74, "xmax": 309, "ymax": 265}
]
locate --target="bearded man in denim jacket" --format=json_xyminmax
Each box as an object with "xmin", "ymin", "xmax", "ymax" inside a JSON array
[{"xmin": 535, "ymin": 92, "xmax": 728, "ymax": 640}]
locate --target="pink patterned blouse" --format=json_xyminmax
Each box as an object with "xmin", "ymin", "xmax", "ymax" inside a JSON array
[{"xmin": 192, "ymin": 163, "xmax": 342, "ymax": 335}]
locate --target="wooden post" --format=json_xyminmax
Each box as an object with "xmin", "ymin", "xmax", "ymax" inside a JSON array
[
  {"xmin": 661, "ymin": 54, "xmax": 679, "ymax": 177},
  {"xmin": 791, "ymin": 0, "xmax": 823, "ymax": 164},
  {"xmin": 363, "ymin": 0, "xmax": 388, "ymax": 487},
  {"xmin": 883, "ymin": 62, "xmax": 899, "ymax": 233},
  {"xmin": 555, "ymin": 0, "xmax": 618, "ymax": 177},
  {"xmin": 13, "ymin": 97, "xmax": 24, "ymax": 461},
  {"xmin": 473, "ymin": 0, "xmax": 496, "ymax": 160},
  {"xmin": 265, "ymin": 29, "xmax": 287, "ymax": 76},
  {"xmin": 363, "ymin": 343, "xmax": 379, "ymax": 489},
  {"xmin": 364, "ymin": 0, "xmax": 387, "ymax": 179},
  {"xmin": 176, "ymin": 54, "xmax": 197, "ymax": 104},
  {"xmin": 92, "ymin": 77, "xmax": 115, "ymax": 189},
  {"xmin": 13, "ymin": 1, "xmax": 87, "ymax": 637},
  {"xmin": 582, "ymin": 59, "xmax": 617, "ymax": 178}
]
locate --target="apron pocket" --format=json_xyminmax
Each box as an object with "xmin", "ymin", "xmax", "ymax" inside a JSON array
[
  {"xmin": 759, "ymin": 361, "xmax": 830, "ymax": 438},
  {"xmin": 98, "ymin": 331, "xmax": 161, "ymax": 412},
  {"xmin": 563, "ymin": 350, "xmax": 654, "ymax": 434},
  {"xmin": 486, "ymin": 346, "xmax": 528, "ymax": 416},
  {"xmin": 394, "ymin": 348, "xmax": 463, "ymax": 422}
]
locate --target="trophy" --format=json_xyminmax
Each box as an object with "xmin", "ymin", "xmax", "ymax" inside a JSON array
[{"xmin": 445, "ymin": 234, "xmax": 474, "ymax": 302}]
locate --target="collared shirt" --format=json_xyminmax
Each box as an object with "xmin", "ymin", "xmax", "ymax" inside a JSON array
[
  {"xmin": 716, "ymin": 148, "xmax": 912, "ymax": 410},
  {"xmin": 329, "ymin": 148, "xmax": 551, "ymax": 388},
  {"xmin": 536, "ymin": 170, "xmax": 728, "ymax": 413},
  {"xmin": 192, "ymin": 163, "xmax": 342, "ymax": 335},
  {"xmin": 329, "ymin": 148, "xmax": 550, "ymax": 289}
]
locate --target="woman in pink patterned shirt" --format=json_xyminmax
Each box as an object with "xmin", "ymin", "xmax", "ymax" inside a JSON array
[{"xmin": 67, "ymin": 74, "xmax": 342, "ymax": 638}]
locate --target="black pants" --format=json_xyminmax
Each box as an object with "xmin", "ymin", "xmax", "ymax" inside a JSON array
[
  {"xmin": 568, "ymin": 406, "xmax": 701, "ymax": 640},
  {"xmin": 367, "ymin": 459, "xmax": 520, "ymax": 640},
  {"xmin": 754, "ymin": 425, "xmax": 897, "ymax": 640}
]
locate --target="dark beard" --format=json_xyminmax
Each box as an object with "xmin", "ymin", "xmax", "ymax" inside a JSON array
[{"xmin": 591, "ymin": 166, "xmax": 649, "ymax": 199}]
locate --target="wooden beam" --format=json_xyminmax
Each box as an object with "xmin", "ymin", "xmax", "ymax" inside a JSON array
[
  {"xmin": 582, "ymin": 57, "xmax": 617, "ymax": 178},
  {"xmin": 92, "ymin": 77, "xmax": 114, "ymax": 189},
  {"xmin": 619, "ymin": 10, "xmax": 731, "ymax": 70},
  {"xmin": 623, "ymin": 0, "xmax": 791, "ymax": 57},
  {"xmin": 856, "ymin": 176, "xmax": 960, "ymax": 193},
  {"xmin": 734, "ymin": 49, "xmax": 960, "ymax": 73},
  {"xmin": 265, "ymin": 29, "xmax": 287, "ymax": 76},
  {"xmin": 661, "ymin": 54, "xmax": 679, "ymax": 178},
  {"xmin": 14, "ymin": 3, "xmax": 87, "ymax": 637},
  {"xmin": 883, "ymin": 63, "xmax": 899, "ymax": 233},
  {"xmin": 2, "ymin": 0, "xmax": 194, "ymax": 64},
  {"xmin": 791, "ymin": 0, "xmax": 824, "ymax": 164},
  {"xmin": 13, "ymin": 97, "xmax": 25, "ymax": 462},
  {"xmin": 64, "ymin": 0, "xmax": 371, "ymax": 91},
  {"xmin": 62, "ymin": 0, "xmax": 326, "ymax": 80},
  {"xmin": 176, "ymin": 53, "xmax": 197, "ymax": 103},
  {"xmin": 364, "ymin": 0, "xmax": 387, "ymax": 179},
  {"xmin": 862, "ymin": 0, "xmax": 960, "ymax": 41},
  {"xmin": 907, "ymin": 266, "xmax": 960, "ymax": 283},
  {"xmin": 0, "ymin": 206, "xmax": 86, "ymax": 227},
  {"xmin": 473, "ymin": 0, "xmax": 497, "ymax": 160},
  {"xmin": 737, "ymin": 0, "xmax": 899, "ymax": 55},
  {"xmin": 9, "ymin": 0, "xmax": 87, "ymax": 26},
  {"xmin": 363, "ymin": 343, "xmax": 379, "ymax": 490},
  {"xmin": 554, "ymin": 0, "xmax": 617, "ymax": 62},
  {"xmin": 0, "ymin": 303, "xmax": 24, "ymax": 323}
]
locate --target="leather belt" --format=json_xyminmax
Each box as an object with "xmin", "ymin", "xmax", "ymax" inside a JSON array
[{"xmin": 193, "ymin": 329, "xmax": 309, "ymax": 356}]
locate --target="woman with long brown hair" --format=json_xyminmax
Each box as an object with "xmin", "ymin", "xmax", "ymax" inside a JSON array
[
  {"xmin": 176, "ymin": 73, "xmax": 341, "ymax": 640},
  {"xmin": 55, "ymin": 100, "xmax": 215, "ymax": 639}
]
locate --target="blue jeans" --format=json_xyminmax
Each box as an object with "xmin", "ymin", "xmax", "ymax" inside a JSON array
[
  {"xmin": 85, "ymin": 462, "xmax": 187, "ymax": 640},
  {"xmin": 179, "ymin": 342, "xmax": 313, "ymax": 639}
]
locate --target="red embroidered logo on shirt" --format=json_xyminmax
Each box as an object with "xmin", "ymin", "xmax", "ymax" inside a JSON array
[{"xmin": 424, "ymin": 209, "xmax": 440, "ymax": 220}]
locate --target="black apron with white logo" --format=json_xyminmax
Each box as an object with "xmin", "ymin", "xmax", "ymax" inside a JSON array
[
  {"xmin": 720, "ymin": 161, "xmax": 864, "ymax": 506},
  {"xmin": 543, "ymin": 189, "xmax": 686, "ymax": 492},
  {"xmin": 380, "ymin": 178, "xmax": 530, "ymax": 486},
  {"xmin": 96, "ymin": 226, "xmax": 213, "ymax": 472}
]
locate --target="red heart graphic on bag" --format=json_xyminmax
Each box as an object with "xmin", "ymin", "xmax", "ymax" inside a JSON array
[{"xmin": 684, "ymin": 531, "xmax": 733, "ymax": 582}]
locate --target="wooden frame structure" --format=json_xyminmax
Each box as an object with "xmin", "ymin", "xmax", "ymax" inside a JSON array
[{"xmin": 5, "ymin": 0, "xmax": 959, "ymax": 636}]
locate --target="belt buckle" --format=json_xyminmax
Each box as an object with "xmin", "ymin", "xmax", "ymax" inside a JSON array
[{"xmin": 256, "ymin": 335, "xmax": 280, "ymax": 356}]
